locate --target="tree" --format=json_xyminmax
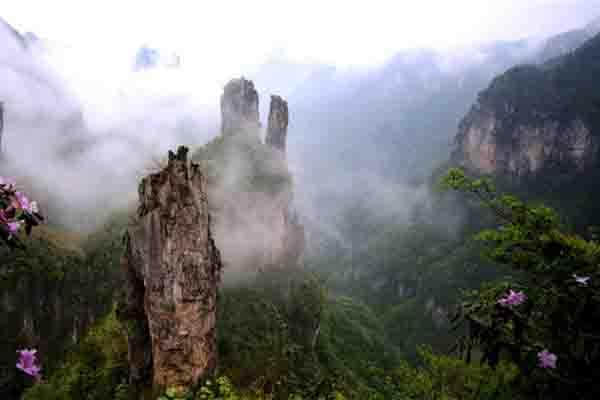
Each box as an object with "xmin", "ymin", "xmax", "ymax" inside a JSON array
[{"xmin": 443, "ymin": 168, "xmax": 600, "ymax": 399}]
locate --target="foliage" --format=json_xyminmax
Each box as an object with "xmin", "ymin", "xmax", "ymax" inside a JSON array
[
  {"xmin": 0, "ymin": 211, "xmax": 127, "ymax": 399},
  {"xmin": 306, "ymin": 182, "xmax": 503, "ymax": 361},
  {"xmin": 22, "ymin": 311, "xmax": 132, "ymax": 400},
  {"xmin": 362, "ymin": 348, "xmax": 519, "ymax": 400},
  {"xmin": 443, "ymin": 168, "xmax": 600, "ymax": 399},
  {"xmin": 217, "ymin": 272, "xmax": 363, "ymax": 399}
]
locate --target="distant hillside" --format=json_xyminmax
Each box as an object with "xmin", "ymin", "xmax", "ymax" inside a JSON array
[
  {"xmin": 452, "ymin": 31, "xmax": 600, "ymax": 228},
  {"xmin": 454, "ymin": 31, "xmax": 600, "ymax": 177}
]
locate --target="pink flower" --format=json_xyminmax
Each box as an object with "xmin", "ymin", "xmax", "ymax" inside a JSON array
[
  {"xmin": 16, "ymin": 349, "xmax": 42, "ymax": 379},
  {"xmin": 497, "ymin": 290, "xmax": 526, "ymax": 307},
  {"xmin": 573, "ymin": 274, "xmax": 590, "ymax": 286},
  {"xmin": 15, "ymin": 192, "xmax": 30, "ymax": 212},
  {"xmin": 538, "ymin": 349, "xmax": 557, "ymax": 369},
  {"xmin": 7, "ymin": 221, "xmax": 22, "ymax": 235}
]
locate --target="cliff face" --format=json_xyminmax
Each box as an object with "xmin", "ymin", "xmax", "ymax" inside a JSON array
[
  {"xmin": 118, "ymin": 146, "xmax": 222, "ymax": 392},
  {"xmin": 453, "ymin": 33, "xmax": 600, "ymax": 179},
  {"xmin": 266, "ymin": 95, "xmax": 288, "ymax": 153},
  {"xmin": 455, "ymin": 100, "xmax": 597, "ymax": 176},
  {"xmin": 220, "ymin": 78, "xmax": 260, "ymax": 137}
]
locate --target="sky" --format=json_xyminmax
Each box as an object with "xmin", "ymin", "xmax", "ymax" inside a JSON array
[
  {"xmin": 3, "ymin": 0, "xmax": 600, "ymax": 70},
  {"xmin": 2, "ymin": 0, "xmax": 600, "ymax": 106}
]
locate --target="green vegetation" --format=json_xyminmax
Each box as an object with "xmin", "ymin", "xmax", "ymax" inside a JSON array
[
  {"xmin": 1, "ymin": 213, "xmax": 127, "ymax": 398},
  {"xmin": 21, "ymin": 273, "xmax": 520, "ymax": 400},
  {"xmin": 7, "ymin": 122, "xmax": 600, "ymax": 399},
  {"xmin": 192, "ymin": 133, "xmax": 292, "ymax": 197},
  {"xmin": 444, "ymin": 168, "xmax": 600, "ymax": 399},
  {"xmin": 22, "ymin": 311, "xmax": 132, "ymax": 400}
]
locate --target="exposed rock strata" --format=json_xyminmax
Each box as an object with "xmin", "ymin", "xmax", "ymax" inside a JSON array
[{"xmin": 118, "ymin": 146, "xmax": 222, "ymax": 391}]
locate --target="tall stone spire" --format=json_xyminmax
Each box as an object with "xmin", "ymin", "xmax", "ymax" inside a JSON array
[
  {"xmin": 220, "ymin": 78, "xmax": 260, "ymax": 137},
  {"xmin": 266, "ymin": 95, "xmax": 288, "ymax": 153},
  {"xmin": 118, "ymin": 146, "xmax": 222, "ymax": 394}
]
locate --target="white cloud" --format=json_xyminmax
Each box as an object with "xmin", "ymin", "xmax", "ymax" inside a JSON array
[{"xmin": 3, "ymin": 0, "xmax": 599, "ymax": 69}]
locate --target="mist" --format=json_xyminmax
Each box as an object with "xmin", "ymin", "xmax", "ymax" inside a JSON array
[
  {"xmin": 2, "ymin": 4, "xmax": 600, "ymax": 261},
  {"xmin": 1, "ymin": 21, "xmax": 220, "ymax": 230}
]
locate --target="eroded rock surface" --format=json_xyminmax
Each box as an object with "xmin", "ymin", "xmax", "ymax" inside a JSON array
[
  {"xmin": 221, "ymin": 78, "xmax": 260, "ymax": 137},
  {"xmin": 453, "ymin": 33, "xmax": 600, "ymax": 179},
  {"xmin": 118, "ymin": 146, "xmax": 222, "ymax": 391},
  {"xmin": 266, "ymin": 95, "xmax": 289, "ymax": 153},
  {"xmin": 454, "ymin": 103, "xmax": 598, "ymax": 177}
]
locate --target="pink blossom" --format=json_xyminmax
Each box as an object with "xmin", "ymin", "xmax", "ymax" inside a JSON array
[
  {"xmin": 538, "ymin": 349, "xmax": 557, "ymax": 369},
  {"xmin": 497, "ymin": 290, "xmax": 526, "ymax": 307},
  {"xmin": 15, "ymin": 192, "xmax": 30, "ymax": 212},
  {"xmin": 7, "ymin": 221, "xmax": 22, "ymax": 235},
  {"xmin": 16, "ymin": 349, "xmax": 42, "ymax": 379}
]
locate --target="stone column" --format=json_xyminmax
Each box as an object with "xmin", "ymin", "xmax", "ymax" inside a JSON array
[
  {"xmin": 118, "ymin": 146, "xmax": 222, "ymax": 393},
  {"xmin": 266, "ymin": 95, "xmax": 288, "ymax": 154},
  {"xmin": 220, "ymin": 78, "xmax": 260, "ymax": 137}
]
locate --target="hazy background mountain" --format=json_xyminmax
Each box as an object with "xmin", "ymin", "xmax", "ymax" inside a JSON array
[{"xmin": 4, "ymin": 10, "xmax": 600, "ymax": 242}]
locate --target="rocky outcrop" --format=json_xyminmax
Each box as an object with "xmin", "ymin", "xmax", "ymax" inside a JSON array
[
  {"xmin": 194, "ymin": 80, "xmax": 305, "ymax": 278},
  {"xmin": 220, "ymin": 78, "xmax": 260, "ymax": 137},
  {"xmin": 266, "ymin": 95, "xmax": 289, "ymax": 153},
  {"xmin": 453, "ymin": 33, "xmax": 600, "ymax": 179},
  {"xmin": 118, "ymin": 146, "xmax": 222, "ymax": 392},
  {"xmin": 454, "ymin": 103, "xmax": 598, "ymax": 177}
]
